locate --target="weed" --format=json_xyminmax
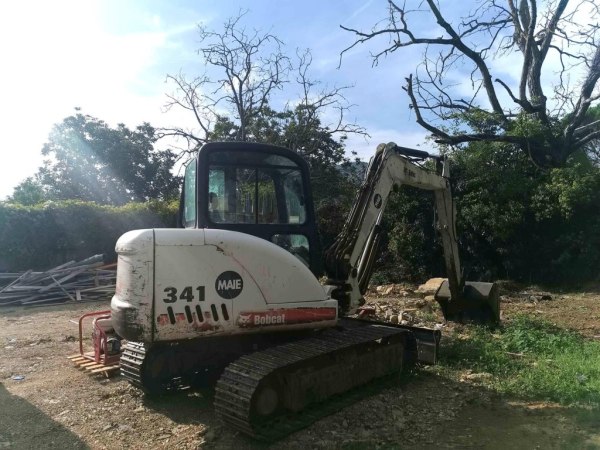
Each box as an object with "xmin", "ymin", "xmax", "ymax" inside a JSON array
[{"xmin": 440, "ymin": 315, "xmax": 600, "ymax": 406}]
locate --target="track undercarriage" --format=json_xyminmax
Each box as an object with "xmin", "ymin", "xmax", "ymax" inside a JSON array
[{"xmin": 120, "ymin": 319, "xmax": 439, "ymax": 439}]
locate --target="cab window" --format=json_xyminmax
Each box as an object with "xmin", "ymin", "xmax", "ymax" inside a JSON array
[
  {"xmin": 207, "ymin": 152, "xmax": 307, "ymax": 225},
  {"xmin": 183, "ymin": 158, "xmax": 197, "ymax": 227}
]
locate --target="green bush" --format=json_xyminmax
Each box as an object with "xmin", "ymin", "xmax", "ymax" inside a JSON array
[
  {"xmin": 0, "ymin": 200, "xmax": 178, "ymax": 271},
  {"xmin": 454, "ymin": 144, "xmax": 600, "ymax": 283},
  {"xmin": 374, "ymin": 143, "xmax": 600, "ymax": 285},
  {"xmin": 375, "ymin": 185, "xmax": 442, "ymax": 282}
]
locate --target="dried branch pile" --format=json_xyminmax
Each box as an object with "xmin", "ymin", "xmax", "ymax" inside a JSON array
[{"xmin": 0, "ymin": 255, "xmax": 116, "ymax": 307}]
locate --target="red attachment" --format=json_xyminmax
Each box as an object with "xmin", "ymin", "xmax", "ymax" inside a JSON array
[
  {"xmin": 357, "ymin": 306, "xmax": 376, "ymax": 318},
  {"xmin": 77, "ymin": 310, "xmax": 121, "ymax": 365}
]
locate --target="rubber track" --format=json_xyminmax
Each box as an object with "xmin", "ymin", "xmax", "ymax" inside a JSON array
[
  {"xmin": 119, "ymin": 341, "xmax": 146, "ymax": 390},
  {"xmin": 214, "ymin": 323, "xmax": 414, "ymax": 440}
]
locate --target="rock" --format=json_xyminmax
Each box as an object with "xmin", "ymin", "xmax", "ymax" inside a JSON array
[
  {"xmin": 424, "ymin": 295, "xmax": 435, "ymax": 302},
  {"xmin": 464, "ymin": 372, "xmax": 492, "ymax": 382},
  {"xmin": 118, "ymin": 425, "xmax": 133, "ymax": 433},
  {"xmin": 415, "ymin": 299, "xmax": 427, "ymax": 308},
  {"xmin": 400, "ymin": 309, "xmax": 416, "ymax": 321},
  {"xmin": 416, "ymin": 278, "xmax": 445, "ymax": 296},
  {"xmin": 389, "ymin": 315, "xmax": 399, "ymax": 324},
  {"xmin": 382, "ymin": 286, "xmax": 394, "ymax": 296}
]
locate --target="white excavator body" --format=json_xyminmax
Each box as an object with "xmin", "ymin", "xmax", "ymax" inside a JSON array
[{"xmin": 112, "ymin": 228, "xmax": 337, "ymax": 344}]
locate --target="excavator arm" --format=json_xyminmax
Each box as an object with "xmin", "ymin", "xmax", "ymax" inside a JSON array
[{"xmin": 324, "ymin": 142, "xmax": 499, "ymax": 324}]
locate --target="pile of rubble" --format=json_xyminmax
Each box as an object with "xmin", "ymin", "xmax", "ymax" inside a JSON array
[
  {"xmin": 0, "ymin": 255, "xmax": 116, "ymax": 307},
  {"xmin": 360, "ymin": 278, "xmax": 446, "ymax": 327}
]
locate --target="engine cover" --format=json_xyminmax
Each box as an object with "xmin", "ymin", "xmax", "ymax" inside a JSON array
[{"xmin": 111, "ymin": 228, "xmax": 337, "ymax": 343}]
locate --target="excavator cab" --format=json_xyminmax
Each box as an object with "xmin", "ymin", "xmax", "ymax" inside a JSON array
[{"xmin": 179, "ymin": 142, "xmax": 322, "ymax": 275}]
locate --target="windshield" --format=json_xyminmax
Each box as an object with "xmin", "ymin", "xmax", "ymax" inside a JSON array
[{"xmin": 207, "ymin": 151, "xmax": 306, "ymax": 225}]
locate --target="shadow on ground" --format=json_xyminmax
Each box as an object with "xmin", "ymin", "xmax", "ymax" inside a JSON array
[
  {"xmin": 127, "ymin": 368, "xmax": 600, "ymax": 449},
  {"xmin": 0, "ymin": 382, "xmax": 89, "ymax": 449}
]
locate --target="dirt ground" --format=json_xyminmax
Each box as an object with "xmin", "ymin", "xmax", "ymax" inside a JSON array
[{"xmin": 1, "ymin": 287, "xmax": 600, "ymax": 449}]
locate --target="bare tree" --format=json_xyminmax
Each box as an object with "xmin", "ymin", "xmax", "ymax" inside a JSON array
[
  {"xmin": 342, "ymin": 0, "xmax": 600, "ymax": 167},
  {"xmin": 162, "ymin": 12, "xmax": 367, "ymax": 167},
  {"xmin": 286, "ymin": 48, "xmax": 367, "ymax": 160},
  {"xmin": 161, "ymin": 11, "xmax": 291, "ymax": 155}
]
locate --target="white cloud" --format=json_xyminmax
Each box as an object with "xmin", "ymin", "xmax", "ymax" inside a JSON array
[{"xmin": 0, "ymin": 1, "xmax": 200, "ymax": 199}]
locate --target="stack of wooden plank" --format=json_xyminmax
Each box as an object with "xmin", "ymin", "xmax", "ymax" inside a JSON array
[
  {"xmin": 0, "ymin": 255, "xmax": 116, "ymax": 307},
  {"xmin": 67, "ymin": 352, "xmax": 120, "ymax": 377}
]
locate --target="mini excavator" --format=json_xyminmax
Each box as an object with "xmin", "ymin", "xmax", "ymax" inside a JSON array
[{"xmin": 110, "ymin": 141, "xmax": 499, "ymax": 438}]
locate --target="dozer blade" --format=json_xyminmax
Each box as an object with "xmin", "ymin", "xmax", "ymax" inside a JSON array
[{"xmin": 434, "ymin": 280, "xmax": 500, "ymax": 324}]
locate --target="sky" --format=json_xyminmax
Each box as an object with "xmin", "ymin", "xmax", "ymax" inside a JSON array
[
  {"xmin": 0, "ymin": 0, "xmax": 436, "ymax": 199},
  {"xmin": 0, "ymin": 0, "xmax": 593, "ymax": 200}
]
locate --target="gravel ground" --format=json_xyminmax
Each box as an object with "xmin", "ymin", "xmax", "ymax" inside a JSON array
[{"xmin": 1, "ymin": 285, "xmax": 599, "ymax": 449}]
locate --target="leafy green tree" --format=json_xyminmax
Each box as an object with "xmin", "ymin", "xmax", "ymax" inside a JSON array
[
  {"xmin": 8, "ymin": 177, "xmax": 46, "ymax": 205},
  {"xmin": 456, "ymin": 143, "xmax": 600, "ymax": 282},
  {"xmin": 577, "ymin": 104, "xmax": 600, "ymax": 162},
  {"xmin": 450, "ymin": 142, "xmax": 543, "ymax": 280},
  {"xmin": 35, "ymin": 111, "xmax": 180, "ymax": 205},
  {"xmin": 377, "ymin": 141, "xmax": 600, "ymax": 284}
]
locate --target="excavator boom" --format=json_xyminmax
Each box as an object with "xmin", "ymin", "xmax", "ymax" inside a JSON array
[{"xmin": 324, "ymin": 142, "xmax": 499, "ymax": 323}]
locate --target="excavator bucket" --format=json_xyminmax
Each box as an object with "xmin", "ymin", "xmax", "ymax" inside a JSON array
[{"xmin": 434, "ymin": 280, "xmax": 500, "ymax": 325}]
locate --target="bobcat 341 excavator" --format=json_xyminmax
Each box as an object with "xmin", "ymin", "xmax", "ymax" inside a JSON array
[{"xmin": 110, "ymin": 141, "xmax": 499, "ymax": 438}]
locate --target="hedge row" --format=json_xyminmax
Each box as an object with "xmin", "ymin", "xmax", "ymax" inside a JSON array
[{"xmin": 0, "ymin": 200, "xmax": 178, "ymax": 271}]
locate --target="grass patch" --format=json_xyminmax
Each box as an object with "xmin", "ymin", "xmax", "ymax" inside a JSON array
[{"xmin": 440, "ymin": 315, "xmax": 600, "ymax": 405}]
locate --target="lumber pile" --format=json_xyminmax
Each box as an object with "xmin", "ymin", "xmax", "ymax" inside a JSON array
[{"xmin": 0, "ymin": 255, "xmax": 116, "ymax": 307}]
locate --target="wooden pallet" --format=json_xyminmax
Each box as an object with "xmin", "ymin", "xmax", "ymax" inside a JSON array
[{"xmin": 68, "ymin": 352, "xmax": 120, "ymax": 377}]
